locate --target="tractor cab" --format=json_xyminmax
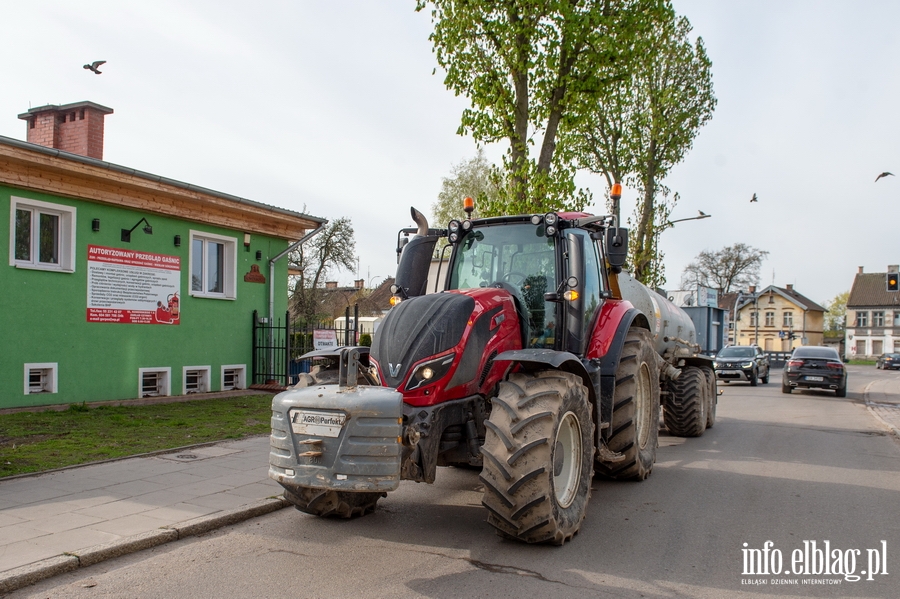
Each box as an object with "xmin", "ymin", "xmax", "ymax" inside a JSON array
[{"xmin": 393, "ymin": 207, "xmax": 626, "ymax": 358}]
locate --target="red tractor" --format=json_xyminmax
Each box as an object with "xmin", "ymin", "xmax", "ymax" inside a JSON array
[{"xmin": 270, "ymin": 204, "xmax": 715, "ymax": 545}]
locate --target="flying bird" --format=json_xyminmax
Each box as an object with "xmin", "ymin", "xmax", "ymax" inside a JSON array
[
  {"xmin": 750, "ymin": 193, "xmax": 758, "ymax": 202},
  {"xmin": 875, "ymin": 172, "xmax": 894, "ymax": 182},
  {"xmin": 83, "ymin": 60, "xmax": 106, "ymax": 74}
]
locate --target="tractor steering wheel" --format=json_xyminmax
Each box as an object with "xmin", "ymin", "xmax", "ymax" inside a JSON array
[{"xmin": 502, "ymin": 272, "xmax": 528, "ymax": 286}]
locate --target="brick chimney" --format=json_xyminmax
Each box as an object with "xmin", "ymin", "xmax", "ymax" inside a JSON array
[
  {"xmin": 786, "ymin": 284, "xmax": 793, "ymax": 291},
  {"xmin": 858, "ymin": 266, "xmax": 864, "ymax": 274},
  {"xmin": 18, "ymin": 101, "xmax": 113, "ymax": 160},
  {"xmin": 354, "ymin": 279, "xmax": 364, "ymax": 289},
  {"xmin": 325, "ymin": 281, "xmax": 338, "ymax": 289},
  {"xmin": 748, "ymin": 285, "xmax": 756, "ymax": 293}
]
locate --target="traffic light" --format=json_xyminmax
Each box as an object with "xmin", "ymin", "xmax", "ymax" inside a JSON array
[{"xmin": 888, "ymin": 272, "xmax": 900, "ymax": 292}]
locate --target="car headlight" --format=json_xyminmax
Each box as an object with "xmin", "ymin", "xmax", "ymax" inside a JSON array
[
  {"xmin": 406, "ymin": 353, "xmax": 456, "ymax": 391},
  {"xmin": 741, "ymin": 361, "xmax": 753, "ymax": 368}
]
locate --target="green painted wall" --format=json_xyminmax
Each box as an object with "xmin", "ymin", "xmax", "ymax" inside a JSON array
[{"xmin": 0, "ymin": 183, "xmax": 290, "ymax": 408}]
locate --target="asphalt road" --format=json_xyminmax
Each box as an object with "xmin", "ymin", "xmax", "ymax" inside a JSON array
[{"xmin": 10, "ymin": 366, "xmax": 900, "ymax": 599}]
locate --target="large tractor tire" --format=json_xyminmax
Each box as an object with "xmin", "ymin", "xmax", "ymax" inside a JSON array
[
  {"xmin": 283, "ymin": 485, "xmax": 384, "ymax": 518},
  {"xmin": 703, "ymin": 367, "xmax": 717, "ymax": 429},
  {"xmin": 663, "ymin": 365, "xmax": 707, "ymax": 438},
  {"xmin": 480, "ymin": 371, "xmax": 594, "ymax": 545},
  {"xmin": 595, "ymin": 328, "xmax": 660, "ymax": 481}
]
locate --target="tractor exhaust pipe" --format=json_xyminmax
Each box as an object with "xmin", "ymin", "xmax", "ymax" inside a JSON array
[{"xmin": 411, "ymin": 207, "xmax": 429, "ymax": 236}]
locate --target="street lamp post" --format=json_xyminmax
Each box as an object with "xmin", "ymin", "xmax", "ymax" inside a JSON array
[{"xmin": 654, "ymin": 211, "xmax": 712, "ymax": 285}]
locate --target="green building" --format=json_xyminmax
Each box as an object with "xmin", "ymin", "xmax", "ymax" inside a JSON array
[{"xmin": 1, "ymin": 101, "xmax": 324, "ymax": 409}]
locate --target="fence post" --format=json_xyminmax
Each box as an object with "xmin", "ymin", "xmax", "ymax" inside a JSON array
[
  {"xmin": 284, "ymin": 311, "xmax": 291, "ymax": 386},
  {"xmin": 251, "ymin": 310, "xmax": 258, "ymax": 384}
]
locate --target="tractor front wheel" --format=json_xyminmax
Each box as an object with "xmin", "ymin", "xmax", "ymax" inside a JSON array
[{"xmin": 480, "ymin": 371, "xmax": 594, "ymax": 545}]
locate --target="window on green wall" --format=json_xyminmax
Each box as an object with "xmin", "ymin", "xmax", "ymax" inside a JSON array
[
  {"xmin": 189, "ymin": 230, "xmax": 237, "ymax": 299},
  {"xmin": 10, "ymin": 197, "xmax": 76, "ymax": 272}
]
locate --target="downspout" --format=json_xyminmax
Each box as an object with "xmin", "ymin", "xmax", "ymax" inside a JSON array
[{"xmin": 269, "ymin": 223, "xmax": 326, "ymax": 324}]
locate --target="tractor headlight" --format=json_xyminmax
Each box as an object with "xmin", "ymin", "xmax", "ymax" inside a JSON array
[{"xmin": 406, "ymin": 353, "xmax": 456, "ymax": 391}]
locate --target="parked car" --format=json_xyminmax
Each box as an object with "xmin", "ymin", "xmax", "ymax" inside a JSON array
[
  {"xmin": 714, "ymin": 345, "xmax": 769, "ymax": 386},
  {"xmin": 782, "ymin": 346, "xmax": 847, "ymax": 397},
  {"xmin": 876, "ymin": 353, "xmax": 900, "ymax": 370}
]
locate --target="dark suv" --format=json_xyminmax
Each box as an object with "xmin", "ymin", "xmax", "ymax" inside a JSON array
[
  {"xmin": 714, "ymin": 345, "xmax": 769, "ymax": 386},
  {"xmin": 876, "ymin": 353, "xmax": 900, "ymax": 370}
]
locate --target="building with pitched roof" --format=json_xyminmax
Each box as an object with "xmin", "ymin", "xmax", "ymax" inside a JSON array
[
  {"xmin": 846, "ymin": 265, "xmax": 900, "ymax": 359},
  {"xmin": 733, "ymin": 284, "xmax": 826, "ymax": 351},
  {"xmin": 2, "ymin": 101, "xmax": 325, "ymax": 408}
]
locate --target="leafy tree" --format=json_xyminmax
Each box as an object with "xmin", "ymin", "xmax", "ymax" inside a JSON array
[
  {"xmin": 680, "ymin": 243, "xmax": 768, "ymax": 294},
  {"xmin": 289, "ymin": 217, "xmax": 356, "ymax": 325},
  {"xmin": 824, "ymin": 291, "xmax": 849, "ymax": 336},
  {"xmin": 570, "ymin": 8, "xmax": 716, "ymax": 284},
  {"xmin": 416, "ymin": 0, "xmax": 665, "ymax": 215},
  {"xmin": 431, "ymin": 149, "xmax": 499, "ymax": 226}
]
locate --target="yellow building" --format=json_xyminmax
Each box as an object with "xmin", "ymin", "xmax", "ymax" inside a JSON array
[{"xmin": 734, "ymin": 284, "xmax": 825, "ymax": 351}]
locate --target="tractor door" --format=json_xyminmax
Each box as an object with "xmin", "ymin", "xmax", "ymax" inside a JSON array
[{"xmin": 562, "ymin": 229, "xmax": 605, "ymax": 356}]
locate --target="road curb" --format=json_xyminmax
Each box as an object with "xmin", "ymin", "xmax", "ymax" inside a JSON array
[
  {"xmin": 0, "ymin": 497, "xmax": 289, "ymax": 595},
  {"xmin": 863, "ymin": 381, "xmax": 900, "ymax": 439}
]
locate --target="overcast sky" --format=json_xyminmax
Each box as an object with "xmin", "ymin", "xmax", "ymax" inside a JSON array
[{"xmin": 3, "ymin": 1, "xmax": 898, "ymax": 306}]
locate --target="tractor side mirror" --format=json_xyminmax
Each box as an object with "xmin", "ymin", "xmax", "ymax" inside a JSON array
[{"xmin": 606, "ymin": 227, "xmax": 628, "ymax": 272}]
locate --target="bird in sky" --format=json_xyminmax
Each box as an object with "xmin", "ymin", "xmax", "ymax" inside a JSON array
[
  {"xmin": 750, "ymin": 193, "xmax": 758, "ymax": 202},
  {"xmin": 875, "ymin": 172, "xmax": 894, "ymax": 182},
  {"xmin": 698, "ymin": 210, "xmax": 708, "ymax": 216},
  {"xmin": 83, "ymin": 60, "xmax": 106, "ymax": 74}
]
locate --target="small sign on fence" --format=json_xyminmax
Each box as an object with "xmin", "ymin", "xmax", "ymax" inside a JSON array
[{"xmin": 313, "ymin": 329, "xmax": 339, "ymax": 350}]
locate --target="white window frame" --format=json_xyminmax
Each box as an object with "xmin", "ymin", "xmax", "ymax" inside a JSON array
[
  {"xmin": 10, "ymin": 196, "xmax": 76, "ymax": 272},
  {"xmin": 189, "ymin": 230, "xmax": 237, "ymax": 299},
  {"xmin": 856, "ymin": 311, "xmax": 868, "ymax": 327},
  {"xmin": 872, "ymin": 311, "xmax": 885, "ymax": 327},
  {"xmin": 182, "ymin": 365, "xmax": 211, "ymax": 395},
  {"xmin": 221, "ymin": 364, "xmax": 246, "ymax": 391},
  {"xmin": 783, "ymin": 311, "xmax": 793, "ymax": 327},
  {"xmin": 24, "ymin": 362, "xmax": 58, "ymax": 394},
  {"xmin": 138, "ymin": 367, "xmax": 171, "ymax": 398}
]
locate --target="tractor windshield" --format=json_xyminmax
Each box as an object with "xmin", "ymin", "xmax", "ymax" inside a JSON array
[{"xmin": 448, "ymin": 223, "xmax": 557, "ymax": 349}]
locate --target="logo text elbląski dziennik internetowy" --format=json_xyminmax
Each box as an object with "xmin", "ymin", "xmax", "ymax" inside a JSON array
[{"xmin": 742, "ymin": 541, "xmax": 888, "ymax": 583}]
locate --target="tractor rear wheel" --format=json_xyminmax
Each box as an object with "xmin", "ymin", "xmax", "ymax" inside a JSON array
[
  {"xmin": 595, "ymin": 328, "xmax": 660, "ymax": 480},
  {"xmin": 282, "ymin": 486, "xmax": 384, "ymax": 518},
  {"xmin": 663, "ymin": 365, "xmax": 707, "ymax": 437},
  {"xmin": 480, "ymin": 371, "xmax": 594, "ymax": 545}
]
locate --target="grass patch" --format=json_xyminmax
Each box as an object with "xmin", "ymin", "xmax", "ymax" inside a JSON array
[
  {"xmin": 848, "ymin": 360, "xmax": 876, "ymax": 366},
  {"xmin": 0, "ymin": 395, "xmax": 273, "ymax": 478}
]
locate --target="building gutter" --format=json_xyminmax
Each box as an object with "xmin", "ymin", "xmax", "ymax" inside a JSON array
[{"xmin": 269, "ymin": 223, "xmax": 327, "ymax": 323}]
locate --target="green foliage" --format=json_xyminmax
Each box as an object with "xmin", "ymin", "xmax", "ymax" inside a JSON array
[
  {"xmin": 0, "ymin": 395, "xmax": 273, "ymax": 477},
  {"xmin": 359, "ymin": 333, "xmax": 372, "ymax": 347},
  {"xmin": 569, "ymin": 6, "xmax": 716, "ymax": 284},
  {"xmin": 432, "ymin": 149, "xmax": 499, "ymax": 225},
  {"xmin": 417, "ymin": 0, "xmax": 658, "ymax": 213},
  {"xmin": 824, "ymin": 291, "xmax": 849, "ymax": 333}
]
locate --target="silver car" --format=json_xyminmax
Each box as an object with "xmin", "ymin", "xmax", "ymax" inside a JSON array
[{"xmin": 714, "ymin": 345, "xmax": 770, "ymax": 386}]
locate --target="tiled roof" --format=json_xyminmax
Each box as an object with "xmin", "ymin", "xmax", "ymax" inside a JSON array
[{"xmin": 848, "ymin": 272, "xmax": 900, "ymax": 308}]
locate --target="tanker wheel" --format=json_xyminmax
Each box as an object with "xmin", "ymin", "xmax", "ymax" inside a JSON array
[
  {"xmin": 282, "ymin": 486, "xmax": 384, "ymax": 518},
  {"xmin": 663, "ymin": 365, "xmax": 707, "ymax": 438},
  {"xmin": 703, "ymin": 368, "xmax": 717, "ymax": 429},
  {"xmin": 595, "ymin": 328, "xmax": 660, "ymax": 481},
  {"xmin": 480, "ymin": 371, "xmax": 594, "ymax": 545}
]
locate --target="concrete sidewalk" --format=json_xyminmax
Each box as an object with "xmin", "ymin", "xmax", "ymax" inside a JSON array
[{"xmin": 0, "ymin": 436, "xmax": 287, "ymax": 594}]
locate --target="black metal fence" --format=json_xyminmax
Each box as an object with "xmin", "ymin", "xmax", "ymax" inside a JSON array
[{"xmin": 251, "ymin": 306, "xmax": 360, "ymax": 387}]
